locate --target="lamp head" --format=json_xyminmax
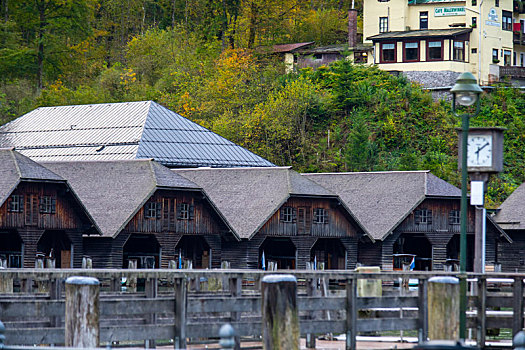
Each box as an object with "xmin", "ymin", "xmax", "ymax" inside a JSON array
[{"xmin": 450, "ymin": 72, "xmax": 483, "ymax": 107}]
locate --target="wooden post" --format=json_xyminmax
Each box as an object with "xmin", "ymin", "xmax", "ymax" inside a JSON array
[
  {"xmin": 65, "ymin": 276, "xmax": 100, "ymax": 348},
  {"xmin": 145, "ymin": 278, "xmax": 158, "ymax": 349},
  {"xmin": 229, "ymin": 276, "xmax": 241, "ymax": 350},
  {"xmin": 50, "ymin": 278, "xmax": 62, "ymax": 328},
  {"xmin": 261, "ymin": 274, "xmax": 299, "ymax": 350},
  {"xmin": 427, "ymin": 276, "xmax": 459, "ymax": 340},
  {"xmin": 174, "ymin": 277, "xmax": 187, "ymax": 349},
  {"xmin": 477, "ymin": 276, "xmax": 487, "ymax": 348},
  {"xmin": 346, "ymin": 277, "xmax": 357, "ymax": 350},
  {"xmin": 418, "ymin": 278, "xmax": 428, "ymax": 343},
  {"xmin": 0, "ymin": 273, "xmax": 13, "ymax": 293},
  {"xmin": 305, "ymin": 278, "xmax": 317, "ymax": 349},
  {"xmin": 513, "ymin": 277, "xmax": 524, "ymax": 338}
]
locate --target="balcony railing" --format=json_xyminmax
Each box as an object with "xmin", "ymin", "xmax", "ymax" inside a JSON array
[{"xmin": 513, "ymin": 31, "xmax": 525, "ymax": 45}]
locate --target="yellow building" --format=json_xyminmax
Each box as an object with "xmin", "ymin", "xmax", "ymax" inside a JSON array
[{"xmin": 363, "ymin": 0, "xmax": 525, "ymax": 86}]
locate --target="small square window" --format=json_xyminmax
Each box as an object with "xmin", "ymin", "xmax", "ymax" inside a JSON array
[
  {"xmin": 8, "ymin": 195, "xmax": 23, "ymax": 213},
  {"xmin": 178, "ymin": 203, "xmax": 190, "ymax": 220},
  {"xmin": 449, "ymin": 210, "xmax": 461, "ymax": 225},
  {"xmin": 39, "ymin": 196, "xmax": 56, "ymax": 214},
  {"xmin": 314, "ymin": 208, "xmax": 329, "ymax": 224},
  {"xmin": 415, "ymin": 209, "xmax": 432, "ymax": 224},
  {"xmin": 281, "ymin": 207, "xmax": 294, "ymax": 223},
  {"xmin": 404, "ymin": 41, "xmax": 419, "ymax": 62},
  {"xmin": 145, "ymin": 202, "xmax": 160, "ymax": 219},
  {"xmin": 381, "ymin": 42, "xmax": 396, "ymax": 63}
]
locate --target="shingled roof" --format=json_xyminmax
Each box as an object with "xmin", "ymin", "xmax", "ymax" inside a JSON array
[
  {"xmin": 43, "ymin": 159, "xmax": 227, "ymax": 239},
  {"xmin": 494, "ymin": 183, "xmax": 525, "ymax": 230},
  {"xmin": 0, "ymin": 101, "xmax": 274, "ymax": 168},
  {"xmin": 174, "ymin": 167, "xmax": 366, "ymax": 240},
  {"xmin": 304, "ymin": 171, "xmax": 462, "ymax": 241},
  {"xmin": 0, "ymin": 148, "xmax": 64, "ymax": 208}
]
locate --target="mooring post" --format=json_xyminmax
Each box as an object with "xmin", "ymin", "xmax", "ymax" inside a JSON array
[
  {"xmin": 145, "ymin": 277, "xmax": 158, "ymax": 349},
  {"xmin": 65, "ymin": 276, "xmax": 100, "ymax": 348},
  {"xmin": 514, "ymin": 330, "xmax": 525, "ymax": 350},
  {"xmin": 305, "ymin": 277, "xmax": 317, "ymax": 349},
  {"xmin": 174, "ymin": 277, "xmax": 187, "ymax": 349},
  {"xmin": 0, "ymin": 319, "xmax": 5, "ymax": 347},
  {"xmin": 427, "ymin": 276, "xmax": 459, "ymax": 340},
  {"xmin": 229, "ymin": 276, "xmax": 241, "ymax": 350},
  {"xmin": 0, "ymin": 272, "xmax": 13, "ymax": 293},
  {"xmin": 261, "ymin": 274, "xmax": 299, "ymax": 350},
  {"xmin": 219, "ymin": 323, "xmax": 235, "ymax": 350}
]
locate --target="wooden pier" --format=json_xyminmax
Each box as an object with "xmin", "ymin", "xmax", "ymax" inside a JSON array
[{"xmin": 0, "ymin": 269, "xmax": 523, "ymax": 349}]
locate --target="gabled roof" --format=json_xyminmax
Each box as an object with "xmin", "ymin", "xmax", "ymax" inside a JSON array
[
  {"xmin": 174, "ymin": 167, "xmax": 366, "ymax": 240},
  {"xmin": 367, "ymin": 28, "xmax": 472, "ymax": 41},
  {"xmin": 43, "ymin": 159, "xmax": 219, "ymax": 238},
  {"xmin": 0, "ymin": 148, "xmax": 64, "ymax": 207},
  {"xmin": 0, "ymin": 101, "xmax": 274, "ymax": 168},
  {"xmin": 494, "ymin": 183, "xmax": 525, "ymax": 230},
  {"xmin": 271, "ymin": 42, "xmax": 315, "ymax": 53},
  {"xmin": 304, "ymin": 171, "xmax": 461, "ymax": 241}
]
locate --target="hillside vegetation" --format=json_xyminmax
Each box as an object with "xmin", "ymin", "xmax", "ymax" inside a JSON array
[{"xmin": 0, "ymin": 0, "xmax": 523, "ymax": 206}]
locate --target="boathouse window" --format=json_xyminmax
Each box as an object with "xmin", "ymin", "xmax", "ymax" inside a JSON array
[
  {"xmin": 415, "ymin": 209, "xmax": 432, "ymax": 224},
  {"xmin": 449, "ymin": 210, "xmax": 461, "ymax": 225},
  {"xmin": 502, "ymin": 11, "xmax": 512, "ymax": 31},
  {"xmin": 380, "ymin": 42, "xmax": 396, "ymax": 63},
  {"xmin": 8, "ymin": 195, "xmax": 23, "ymax": 212},
  {"xmin": 39, "ymin": 196, "xmax": 56, "ymax": 214},
  {"xmin": 427, "ymin": 40, "xmax": 443, "ymax": 61},
  {"xmin": 453, "ymin": 41, "xmax": 465, "ymax": 61},
  {"xmin": 280, "ymin": 207, "xmax": 295, "ymax": 223},
  {"xmin": 314, "ymin": 208, "xmax": 329, "ymax": 224},
  {"xmin": 145, "ymin": 201, "xmax": 161, "ymax": 219},
  {"xmin": 403, "ymin": 41, "xmax": 419, "ymax": 62},
  {"xmin": 177, "ymin": 203, "xmax": 194, "ymax": 220}
]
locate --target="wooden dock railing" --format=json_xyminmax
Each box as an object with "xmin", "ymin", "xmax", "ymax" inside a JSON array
[{"xmin": 0, "ymin": 269, "xmax": 524, "ymax": 349}]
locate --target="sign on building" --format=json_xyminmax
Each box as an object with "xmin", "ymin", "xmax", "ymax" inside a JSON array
[{"xmin": 434, "ymin": 7, "xmax": 466, "ymax": 16}]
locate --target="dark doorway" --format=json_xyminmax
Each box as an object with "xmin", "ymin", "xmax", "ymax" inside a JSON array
[
  {"xmin": 0, "ymin": 230, "xmax": 22, "ymax": 267},
  {"xmin": 123, "ymin": 234, "xmax": 160, "ymax": 269},
  {"xmin": 311, "ymin": 238, "xmax": 346, "ymax": 270},
  {"xmin": 393, "ymin": 233, "xmax": 432, "ymax": 271},
  {"xmin": 447, "ymin": 234, "xmax": 475, "ymax": 272},
  {"xmin": 175, "ymin": 235, "xmax": 211, "ymax": 269},
  {"xmin": 259, "ymin": 237, "xmax": 296, "ymax": 270},
  {"xmin": 37, "ymin": 230, "xmax": 72, "ymax": 268}
]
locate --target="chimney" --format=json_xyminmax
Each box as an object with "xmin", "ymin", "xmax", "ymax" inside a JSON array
[{"xmin": 348, "ymin": 9, "xmax": 358, "ymax": 49}]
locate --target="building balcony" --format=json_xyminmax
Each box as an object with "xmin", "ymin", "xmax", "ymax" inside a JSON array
[{"xmin": 514, "ymin": 31, "xmax": 525, "ymax": 45}]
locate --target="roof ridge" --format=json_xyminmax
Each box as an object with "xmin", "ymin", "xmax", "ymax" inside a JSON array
[
  {"xmin": 148, "ymin": 159, "xmax": 159, "ymax": 187},
  {"xmin": 305, "ymin": 170, "xmax": 430, "ymax": 176},
  {"xmin": 9, "ymin": 149, "xmax": 22, "ymax": 178}
]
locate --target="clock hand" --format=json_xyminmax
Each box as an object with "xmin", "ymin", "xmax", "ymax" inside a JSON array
[{"xmin": 478, "ymin": 142, "xmax": 489, "ymax": 152}]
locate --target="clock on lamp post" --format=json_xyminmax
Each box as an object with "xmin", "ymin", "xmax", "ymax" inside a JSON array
[{"xmin": 458, "ymin": 127, "xmax": 504, "ymax": 174}]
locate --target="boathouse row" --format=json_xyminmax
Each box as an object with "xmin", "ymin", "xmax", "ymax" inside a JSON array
[
  {"xmin": 174, "ymin": 167, "xmax": 370, "ymax": 270},
  {"xmin": 305, "ymin": 171, "xmax": 512, "ymax": 272},
  {"xmin": 0, "ymin": 149, "xmax": 97, "ymax": 268}
]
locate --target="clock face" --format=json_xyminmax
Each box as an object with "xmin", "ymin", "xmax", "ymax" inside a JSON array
[{"xmin": 467, "ymin": 134, "xmax": 493, "ymax": 167}]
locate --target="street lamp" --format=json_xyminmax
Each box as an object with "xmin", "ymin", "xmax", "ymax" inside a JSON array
[{"xmin": 450, "ymin": 72, "xmax": 483, "ymax": 340}]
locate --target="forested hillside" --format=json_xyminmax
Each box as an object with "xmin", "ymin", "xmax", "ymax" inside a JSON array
[{"xmin": 0, "ymin": 0, "xmax": 523, "ymax": 206}]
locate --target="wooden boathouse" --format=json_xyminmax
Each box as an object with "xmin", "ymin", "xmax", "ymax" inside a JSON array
[
  {"xmin": 175, "ymin": 167, "xmax": 371, "ymax": 270},
  {"xmin": 44, "ymin": 159, "xmax": 237, "ymax": 269},
  {"xmin": 0, "ymin": 148, "xmax": 97, "ymax": 268},
  {"xmin": 305, "ymin": 171, "xmax": 511, "ymax": 271}
]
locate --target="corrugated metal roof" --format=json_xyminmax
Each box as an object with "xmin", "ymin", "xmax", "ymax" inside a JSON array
[
  {"xmin": 0, "ymin": 101, "xmax": 274, "ymax": 168},
  {"xmin": 367, "ymin": 28, "xmax": 472, "ymax": 41}
]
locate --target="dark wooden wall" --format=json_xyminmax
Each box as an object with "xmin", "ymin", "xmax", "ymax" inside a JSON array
[
  {"xmin": 498, "ymin": 230, "xmax": 525, "ymax": 272},
  {"xmin": 0, "ymin": 181, "xmax": 90, "ymax": 268},
  {"xmin": 90, "ymin": 189, "xmax": 230, "ymax": 269},
  {"xmin": 222, "ymin": 197, "xmax": 361, "ymax": 270}
]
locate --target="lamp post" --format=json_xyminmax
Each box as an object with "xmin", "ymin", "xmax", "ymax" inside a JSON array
[{"xmin": 450, "ymin": 72, "xmax": 483, "ymax": 340}]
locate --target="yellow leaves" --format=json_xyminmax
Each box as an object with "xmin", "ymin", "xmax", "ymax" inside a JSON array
[{"xmin": 120, "ymin": 68, "xmax": 137, "ymax": 86}]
